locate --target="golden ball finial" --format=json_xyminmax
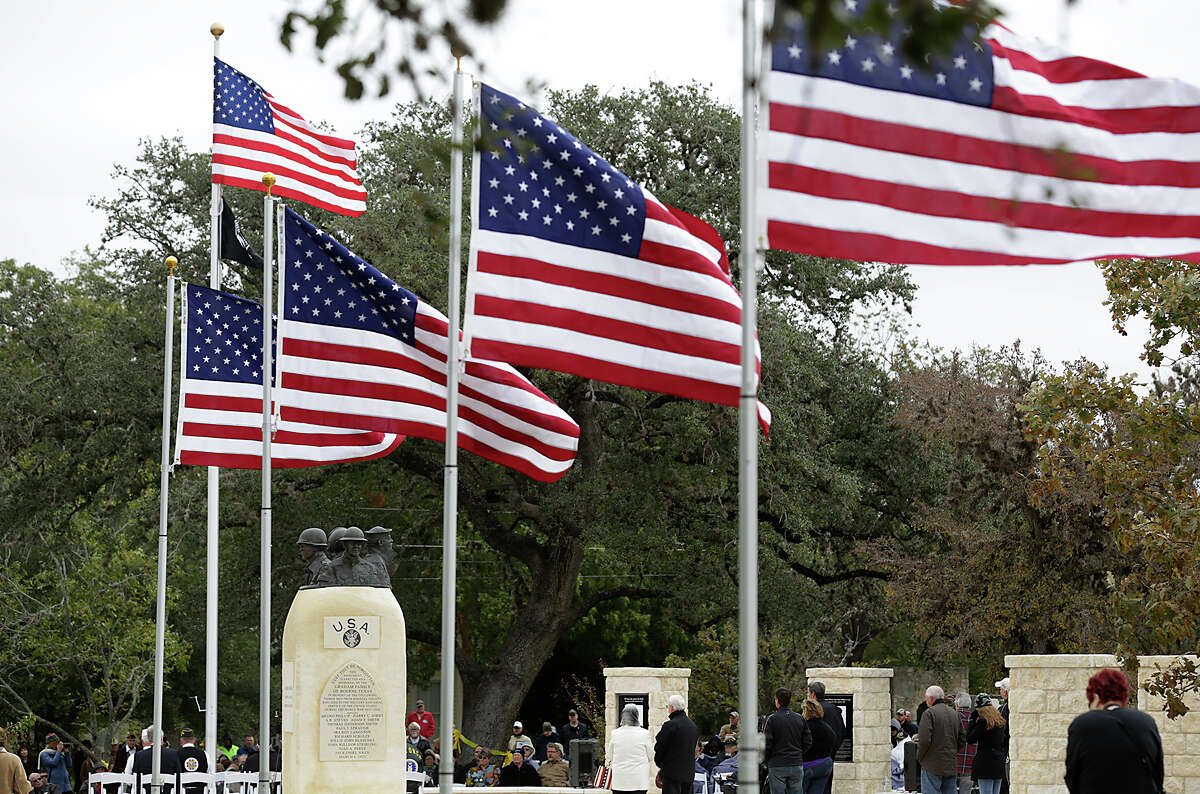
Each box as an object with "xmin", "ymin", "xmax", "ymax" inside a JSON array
[
  {"xmin": 166, "ymin": 256, "xmax": 179, "ymax": 275},
  {"xmin": 211, "ymin": 22, "xmax": 225, "ymax": 38},
  {"xmin": 262, "ymin": 173, "xmax": 276, "ymax": 189}
]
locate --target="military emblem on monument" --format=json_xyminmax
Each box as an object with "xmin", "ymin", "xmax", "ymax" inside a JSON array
[{"xmin": 342, "ymin": 628, "xmax": 361, "ymax": 647}]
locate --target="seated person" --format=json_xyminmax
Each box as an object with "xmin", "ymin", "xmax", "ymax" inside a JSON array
[
  {"xmin": 537, "ymin": 744, "xmax": 569, "ymax": 787},
  {"xmin": 711, "ymin": 737, "xmax": 739, "ymax": 780},
  {"xmin": 465, "ymin": 747, "xmax": 498, "ymax": 788},
  {"xmin": 498, "ymin": 747, "xmax": 540, "ymax": 787}
]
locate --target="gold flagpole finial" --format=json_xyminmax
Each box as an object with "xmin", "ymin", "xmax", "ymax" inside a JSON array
[
  {"xmin": 166, "ymin": 256, "xmax": 178, "ymax": 276},
  {"xmin": 262, "ymin": 173, "xmax": 276, "ymax": 196},
  {"xmin": 211, "ymin": 22, "xmax": 225, "ymax": 38},
  {"xmin": 455, "ymin": 55, "xmax": 462, "ymax": 73}
]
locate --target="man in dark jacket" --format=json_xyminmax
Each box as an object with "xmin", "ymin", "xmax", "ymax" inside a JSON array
[
  {"xmin": 763, "ymin": 687, "xmax": 812, "ymax": 794},
  {"xmin": 130, "ymin": 728, "xmax": 181, "ymax": 794},
  {"xmin": 176, "ymin": 729, "xmax": 207, "ymax": 794},
  {"xmin": 1064, "ymin": 669, "xmax": 1163, "ymax": 794},
  {"xmin": 806, "ymin": 682, "xmax": 843, "ymax": 794},
  {"xmin": 497, "ymin": 747, "xmax": 541, "ymax": 787},
  {"xmin": 655, "ymin": 695, "xmax": 700, "ymax": 794},
  {"xmin": 917, "ymin": 686, "xmax": 966, "ymax": 794}
]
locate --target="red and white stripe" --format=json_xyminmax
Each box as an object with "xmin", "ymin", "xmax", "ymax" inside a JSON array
[
  {"xmin": 173, "ymin": 290, "xmax": 401, "ymax": 469},
  {"xmin": 277, "ymin": 304, "xmax": 581, "ymax": 483},
  {"xmin": 764, "ymin": 23, "xmax": 1200, "ymax": 266},
  {"xmin": 212, "ymin": 89, "xmax": 366, "ymax": 217},
  {"xmin": 465, "ymin": 191, "xmax": 771, "ymax": 434}
]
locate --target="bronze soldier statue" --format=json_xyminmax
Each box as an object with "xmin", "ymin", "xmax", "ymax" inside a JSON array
[
  {"xmin": 315, "ymin": 526, "xmax": 390, "ymax": 587},
  {"xmin": 365, "ymin": 525, "xmax": 398, "ymax": 576},
  {"xmin": 297, "ymin": 527, "xmax": 329, "ymax": 586}
]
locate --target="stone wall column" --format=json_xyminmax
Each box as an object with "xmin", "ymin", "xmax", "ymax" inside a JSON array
[
  {"xmin": 1137, "ymin": 654, "xmax": 1200, "ymax": 794},
  {"xmin": 804, "ymin": 666, "xmax": 893, "ymax": 794},
  {"xmin": 602, "ymin": 667, "xmax": 691, "ymax": 793},
  {"xmin": 1003, "ymin": 653, "xmax": 1119, "ymax": 794}
]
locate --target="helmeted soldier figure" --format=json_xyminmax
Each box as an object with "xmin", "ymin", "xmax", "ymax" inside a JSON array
[
  {"xmin": 297, "ymin": 527, "xmax": 329, "ymax": 587},
  {"xmin": 316, "ymin": 526, "xmax": 389, "ymax": 587},
  {"xmin": 327, "ymin": 526, "xmax": 349, "ymax": 557},
  {"xmin": 365, "ymin": 525, "xmax": 398, "ymax": 576}
]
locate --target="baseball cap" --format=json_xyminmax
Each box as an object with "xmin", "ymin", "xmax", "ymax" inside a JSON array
[
  {"xmin": 513, "ymin": 721, "xmax": 523, "ymax": 729},
  {"xmin": 723, "ymin": 736, "xmax": 737, "ymax": 745},
  {"xmin": 542, "ymin": 722, "xmax": 553, "ymax": 731},
  {"xmin": 994, "ymin": 677, "xmax": 1010, "ymax": 690},
  {"xmin": 568, "ymin": 709, "xmax": 578, "ymax": 716},
  {"xmin": 729, "ymin": 710, "xmax": 739, "ymax": 718}
]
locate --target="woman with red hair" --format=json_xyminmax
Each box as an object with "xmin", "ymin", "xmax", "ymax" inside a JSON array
[{"xmin": 1064, "ymin": 669, "xmax": 1163, "ymax": 793}]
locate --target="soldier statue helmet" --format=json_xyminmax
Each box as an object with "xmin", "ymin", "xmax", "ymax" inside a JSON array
[
  {"xmin": 297, "ymin": 527, "xmax": 327, "ymax": 562},
  {"xmin": 327, "ymin": 526, "xmax": 349, "ymax": 555}
]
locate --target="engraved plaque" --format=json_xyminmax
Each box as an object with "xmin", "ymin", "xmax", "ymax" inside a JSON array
[
  {"xmin": 319, "ymin": 661, "xmax": 386, "ymax": 760},
  {"xmin": 323, "ymin": 615, "xmax": 381, "ymax": 649},
  {"xmin": 282, "ymin": 661, "xmax": 295, "ymax": 734}
]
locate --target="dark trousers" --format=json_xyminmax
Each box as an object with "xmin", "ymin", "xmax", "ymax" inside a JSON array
[{"xmin": 663, "ymin": 777, "xmax": 690, "ymax": 794}]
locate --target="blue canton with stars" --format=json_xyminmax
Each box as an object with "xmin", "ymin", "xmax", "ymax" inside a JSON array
[
  {"xmin": 185, "ymin": 283, "xmax": 275, "ymax": 385},
  {"xmin": 214, "ymin": 58, "xmax": 276, "ymax": 132},
  {"xmin": 283, "ymin": 208, "xmax": 419, "ymax": 345},
  {"xmin": 478, "ymin": 84, "xmax": 647, "ymax": 257},
  {"xmin": 771, "ymin": 3, "xmax": 994, "ymax": 107}
]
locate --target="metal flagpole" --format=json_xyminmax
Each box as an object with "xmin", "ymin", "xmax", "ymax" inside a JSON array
[
  {"xmin": 206, "ymin": 22, "xmax": 224, "ymax": 782},
  {"xmin": 259, "ymin": 173, "xmax": 276, "ymax": 794},
  {"xmin": 438, "ymin": 59, "xmax": 467, "ymax": 794},
  {"xmin": 152, "ymin": 256, "xmax": 179, "ymax": 794},
  {"xmin": 737, "ymin": 2, "xmax": 762, "ymax": 794}
]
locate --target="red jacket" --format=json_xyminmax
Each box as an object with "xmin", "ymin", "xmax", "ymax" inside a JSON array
[{"xmin": 407, "ymin": 709, "xmax": 437, "ymax": 739}]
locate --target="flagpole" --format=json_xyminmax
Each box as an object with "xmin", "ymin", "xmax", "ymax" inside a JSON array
[
  {"xmin": 152, "ymin": 256, "xmax": 178, "ymax": 794},
  {"xmin": 439, "ymin": 59, "xmax": 467, "ymax": 794},
  {"xmin": 206, "ymin": 22, "xmax": 224, "ymax": 783},
  {"xmin": 259, "ymin": 173, "xmax": 276, "ymax": 794},
  {"xmin": 737, "ymin": 2, "xmax": 762, "ymax": 794}
]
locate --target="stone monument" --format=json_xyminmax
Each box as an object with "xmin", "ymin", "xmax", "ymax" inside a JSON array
[{"xmin": 282, "ymin": 584, "xmax": 407, "ymax": 791}]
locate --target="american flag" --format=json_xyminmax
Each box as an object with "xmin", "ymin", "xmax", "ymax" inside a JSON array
[
  {"xmin": 212, "ymin": 58, "xmax": 367, "ymax": 217},
  {"xmin": 276, "ymin": 207, "xmax": 580, "ymax": 482},
  {"xmin": 174, "ymin": 283, "xmax": 402, "ymax": 469},
  {"xmin": 765, "ymin": 6, "xmax": 1200, "ymax": 266},
  {"xmin": 464, "ymin": 84, "xmax": 770, "ymax": 433}
]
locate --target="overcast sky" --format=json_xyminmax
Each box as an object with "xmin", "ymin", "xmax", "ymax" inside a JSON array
[{"xmin": 3, "ymin": 0, "xmax": 1191, "ymax": 378}]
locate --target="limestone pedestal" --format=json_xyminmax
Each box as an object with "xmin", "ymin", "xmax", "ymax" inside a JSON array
[
  {"xmin": 1137, "ymin": 654, "xmax": 1200, "ymax": 794},
  {"xmin": 1003, "ymin": 653, "xmax": 1119, "ymax": 794},
  {"xmin": 283, "ymin": 586, "xmax": 407, "ymax": 793},
  {"xmin": 602, "ymin": 667, "xmax": 691, "ymax": 792},
  {"xmin": 804, "ymin": 666, "xmax": 893, "ymax": 794}
]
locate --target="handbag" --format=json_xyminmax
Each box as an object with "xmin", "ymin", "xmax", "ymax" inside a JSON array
[{"xmin": 592, "ymin": 764, "xmax": 612, "ymax": 789}]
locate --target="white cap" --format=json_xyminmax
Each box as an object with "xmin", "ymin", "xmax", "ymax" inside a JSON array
[
  {"xmin": 994, "ymin": 677, "xmax": 1010, "ymax": 690},
  {"xmin": 513, "ymin": 721, "xmax": 523, "ymax": 729}
]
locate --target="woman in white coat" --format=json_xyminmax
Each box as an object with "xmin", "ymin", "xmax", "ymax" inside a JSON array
[{"xmin": 606, "ymin": 705, "xmax": 655, "ymax": 794}]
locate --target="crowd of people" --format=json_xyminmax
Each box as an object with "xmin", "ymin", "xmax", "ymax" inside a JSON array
[
  {"xmin": 888, "ymin": 669, "xmax": 1163, "ymax": 794},
  {"xmin": 443, "ymin": 707, "xmax": 593, "ymax": 788}
]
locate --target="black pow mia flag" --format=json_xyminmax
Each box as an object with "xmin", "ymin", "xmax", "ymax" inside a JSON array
[{"xmin": 219, "ymin": 198, "xmax": 263, "ymax": 269}]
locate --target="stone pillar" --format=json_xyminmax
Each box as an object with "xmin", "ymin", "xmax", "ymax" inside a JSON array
[
  {"xmin": 1004, "ymin": 653, "xmax": 1119, "ymax": 794},
  {"xmin": 1137, "ymin": 654, "xmax": 1200, "ymax": 794},
  {"xmin": 804, "ymin": 666, "xmax": 893, "ymax": 794},
  {"xmin": 602, "ymin": 667, "xmax": 691, "ymax": 791}
]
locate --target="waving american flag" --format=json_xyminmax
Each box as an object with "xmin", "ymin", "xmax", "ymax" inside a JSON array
[
  {"xmin": 765, "ymin": 7, "xmax": 1200, "ymax": 266},
  {"xmin": 464, "ymin": 84, "xmax": 769, "ymax": 434}
]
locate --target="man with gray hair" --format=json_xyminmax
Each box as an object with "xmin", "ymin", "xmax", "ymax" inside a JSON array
[
  {"xmin": 655, "ymin": 695, "xmax": 698, "ymax": 794},
  {"xmin": 917, "ymin": 686, "xmax": 965, "ymax": 794},
  {"xmin": 537, "ymin": 743, "xmax": 569, "ymax": 786}
]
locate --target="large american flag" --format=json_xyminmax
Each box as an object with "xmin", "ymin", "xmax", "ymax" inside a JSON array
[
  {"xmin": 212, "ymin": 58, "xmax": 367, "ymax": 217},
  {"xmin": 276, "ymin": 208, "xmax": 581, "ymax": 482},
  {"xmin": 764, "ymin": 7, "xmax": 1200, "ymax": 266},
  {"xmin": 464, "ymin": 84, "xmax": 770, "ymax": 433},
  {"xmin": 174, "ymin": 283, "xmax": 402, "ymax": 468}
]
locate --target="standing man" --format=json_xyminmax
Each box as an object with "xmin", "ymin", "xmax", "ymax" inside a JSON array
[
  {"xmin": 559, "ymin": 709, "xmax": 591, "ymax": 749},
  {"xmin": 236, "ymin": 736, "xmax": 256, "ymax": 760},
  {"xmin": 763, "ymin": 687, "xmax": 811, "ymax": 794},
  {"xmin": 806, "ymin": 682, "xmax": 844, "ymax": 794},
  {"xmin": 0, "ymin": 730, "xmax": 32, "ymax": 794},
  {"xmin": 296, "ymin": 528, "xmax": 329, "ymax": 586},
  {"xmin": 37, "ymin": 736, "xmax": 70, "ymax": 794},
  {"xmin": 1064, "ymin": 669, "xmax": 1162, "ymax": 794},
  {"xmin": 405, "ymin": 700, "xmax": 437, "ymax": 741},
  {"xmin": 176, "ymin": 729, "xmax": 207, "ymax": 794},
  {"xmin": 718, "ymin": 711, "xmax": 740, "ymax": 741},
  {"xmin": 129, "ymin": 727, "xmax": 180, "ymax": 794},
  {"xmin": 654, "ymin": 695, "xmax": 699, "ymax": 794},
  {"xmin": 917, "ymin": 686, "xmax": 965, "ymax": 794}
]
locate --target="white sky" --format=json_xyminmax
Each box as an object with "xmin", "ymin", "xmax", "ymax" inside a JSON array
[{"xmin": 2, "ymin": 0, "xmax": 1192, "ymax": 378}]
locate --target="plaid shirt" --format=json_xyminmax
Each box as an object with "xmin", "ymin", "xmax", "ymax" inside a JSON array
[{"xmin": 956, "ymin": 707, "xmax": 977, "ymax": 776}]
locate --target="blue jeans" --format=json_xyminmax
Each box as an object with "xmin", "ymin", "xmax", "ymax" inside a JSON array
[
  {"xmin": 802, "ymin": 758, "xmax": 832, "ymax": 794},
  {"xmin": 921, "ymin": 770, "xmax": 957, "ymax": 794},
  {"xmin": 977, "ymin": 779, "xmax": 1002, "ymax": 794},
  {"xmin": 767, "ymin": 765, "xmax": 805, "ymax": 794}
]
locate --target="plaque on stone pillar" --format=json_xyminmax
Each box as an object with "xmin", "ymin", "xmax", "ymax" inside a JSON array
[
  {"xmin": 282, "ymin": 586, "xmax": 407, "ymax": 792},
  {"xmin": 823, "ymin": 693, "xmax": 853, "ymax": 763},
  {"xmin": 617, "ymin": 693, "xmax": 650, "ymax": 728}
]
